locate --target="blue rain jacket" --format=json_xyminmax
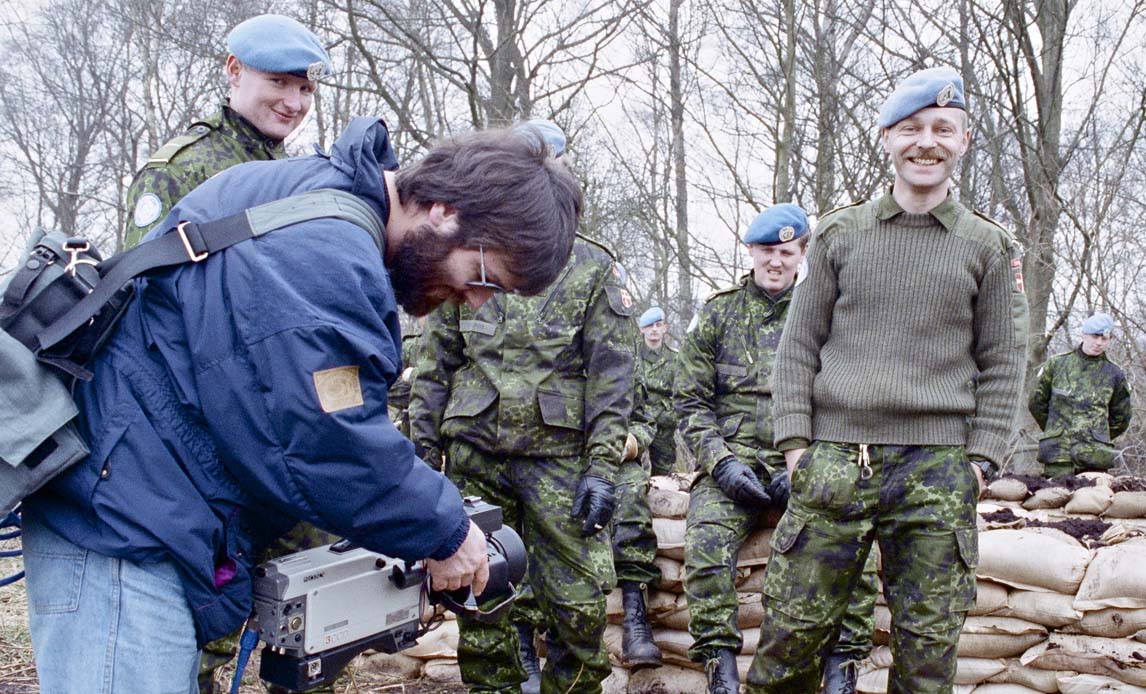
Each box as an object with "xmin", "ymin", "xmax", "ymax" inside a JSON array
[{"xmin": 26, "ymin": 118, "xmax": 470, "ymax": 646}]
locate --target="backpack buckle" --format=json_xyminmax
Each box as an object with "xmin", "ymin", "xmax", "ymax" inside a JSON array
[
  {"xmin": 176, "ymin": 222, "xmax": 209, "ymax": 262},
  {"xmin": 63, "ymin": 239, "xmax": 98, "ymax": 277}
]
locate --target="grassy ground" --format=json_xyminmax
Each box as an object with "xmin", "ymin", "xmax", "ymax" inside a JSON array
[{"xmin": 0, "ymin": 535, "xmax": 464, "ymax": 694}]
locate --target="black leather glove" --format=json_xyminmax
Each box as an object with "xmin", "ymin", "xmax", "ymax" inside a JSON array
[
  {"xmin": 765, "ymin": 472, "xmax": 791, "ymax": 509},
  {"xmin": 711, "ymin": 457, "xmax": 771, "ymax": 509},
  {"xmin": 571, "ymin": 475, "xmax": 615, "ymax": 537}
]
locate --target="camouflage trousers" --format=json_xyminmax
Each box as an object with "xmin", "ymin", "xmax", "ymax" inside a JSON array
[
  {"xmin": 612, "ymin": 455, "xmax": 660, "ymax": 586},
  {"xmin": 746, "ymin": 443, "xmax": 979, "ymax": 694},
  {"xmin": 198, "ymin": 522, "xmax": 342, "ymax": 694},
  {"xmin": 683, "ymin": 469, "xmax": 877, "ymax": 662},
  {"xmin": 446, "ymin": 438, "xmax": 616, "ymax": 694},
  {"xmin": 648, "ymin": 424, "xmax": 678, "ymax": 476},
  {"xmin": 1038, "ymin": 435, "xmax": 1118, "ymax": 477}
]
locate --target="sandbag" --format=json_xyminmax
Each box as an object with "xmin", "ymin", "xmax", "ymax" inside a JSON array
[
  {"xmin": 971, "ymin": 581, "xmax": 1011, "ymax": 617},
  {"xmin": 1020, "ymin": 634, "xmax": 1146, "ymax": 687},
  {"xmin": 736, "ymin": 566, "xmax": 767, "ymax": 593},
  {"xmin": 985, "ymin": 659, "xmax": 1061, "ymax": 693},
  {"xmin": 1001, "ymin": 590, "xmax": 1082, "ymax": 628},
  {"xmin": 356, "ymin": 651, "xmax": 425, "ymax": 679},
  {"xmin": 958, "ymin": 617, "xmax": 1047, "ymax": 658},
  {"xmin": 1074, "ymin": 537, "xmax": 1146, "ymax": 611},
  {"xmin": 737, "ymin": 528, "xmax": 774, "ymax": 567},
  {"xmin": 647, "ymin": 487, "xmax": 690, "ymax": 519},
  {"xmin": 1105, "ymin": 492, "xmax": 1146, "ymax": 519},
  {"xmin": 977, "ymin": 529, "xmax": 1092, "ymax": 594},
  {"xmin": 422, "ymin": 657, "xmax": 463, "ymax": 683},
  {"xmin": 956, "ymin": 657, "xmax": 1008, "ymax": 685},
  {"xmin": 990, "ymin": 478, "xmax": 1031, "ymax": 502},
  {"xmin": 403, "ymin": 619, "xmax": 458, "ymax": 658},
  {"xmin": 1057, "ymin": 673, "xmax": 1146, "ymax": 693},
  {"xmin": 1023, "ymin": 487, "xmax": 1072, "ymax": 510},
  {"xmin": 627, "ymin": 664, "xmax": 707, "ymax": 693},
  {"xmin": 1065, "ymin": 486, "xmax": 1114, "ymax": 515},
  {"xmin": 970, "ymin": 685, "xmax": 1045, "ymax": 693},
  {"xmin": 653, "ymin": 556, "xmax": 684, "ymax": 591},
  {"xmin": 1077, "ymin": 608, "xmax": 1146, "ymax": 639},
  {"xmin": 653, "ymin": 517, "xmax": 685, "ymax": 559},
  {"xmin": 601, "ymin": 666, "xmax": 630, "ymax": 694},
  {"xmin": 656, "ymin": 592, "xmax": 764, "ymax": 631}
]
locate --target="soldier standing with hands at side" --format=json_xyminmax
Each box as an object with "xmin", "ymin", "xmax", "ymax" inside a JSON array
[
  {"xmin": 1029, "ymin": 312, "xmax": 1133, "ymax": 477},
  {"xmin": 748, "ymin": 67, "xmax": 1028, "ymax": 694},
  {"xmin": 409, "ymin": 123, "xmax": 635, "ymax": 694}
]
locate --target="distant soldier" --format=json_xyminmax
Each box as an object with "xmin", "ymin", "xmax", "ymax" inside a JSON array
[
  {"xmin": 751, "ymin": 66, "xmax": 1028, "ymax": 694},
  {"xmin": 1029, "ymin": 312, "xmax": 1133, "ymax": 477},
  {"xmin": 408, "ymin": 121, "xmax": 633, "ymax": 694},
  {"xmin": 123, "ymin": 14, "xmax": 332, "ymax": 248},
  {"xmin": 609, "ymin": 309, "xmax": 665, "ymax": 671},
  {"xmin": 677, "ymin": 204, "xmax": 876, "ymax": 694},
  {"xmin": 636, "ymin": 307, "xmax": 681, "ymax": 474}
]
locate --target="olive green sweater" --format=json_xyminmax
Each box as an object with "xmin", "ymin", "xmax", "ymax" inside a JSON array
[{"xmin": 772, "ymin": 193, "xmax": 1028, "ymax": 465}]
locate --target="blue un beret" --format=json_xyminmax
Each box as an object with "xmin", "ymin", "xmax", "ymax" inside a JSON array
[
  {"xmin": 638, "ymin": 307, "xmax": 665, "ymax": 328},
  {"xmin": 228, "ymin": 15, "xmax": 332, "ymax": 80},
  {"xmin": 519, "ymin": 119, "xmax": 566, "ymax": 157},
  {"xmin": 877, "ymin": 66, "xmax": 965, "ymax": 129},
  {"xmin": 1081, "ymin": 312, "xmax": 1115, "ymax": 336},
  {"xmin": 744, "ymin": 203, "xmax": 809, "ymax": 246}
]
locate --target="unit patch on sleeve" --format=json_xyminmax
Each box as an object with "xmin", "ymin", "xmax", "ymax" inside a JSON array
[{"xmin": 313, "ymin": 366, "xmax": 365, "ymax": 413}]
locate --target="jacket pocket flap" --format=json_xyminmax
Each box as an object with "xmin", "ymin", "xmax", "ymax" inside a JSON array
[
  {"xmin": 537, "ymin": 388, "xmax": 585, "ymax": 431},
  {"xmin": 443, "ymin": 385, "xmax": 498, "ymax": 420},
  {"xmin": 769, "ymin": 511, "xmax": 807, "ymax": 555}
]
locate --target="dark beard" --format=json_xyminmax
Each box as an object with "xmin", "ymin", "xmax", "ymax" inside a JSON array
[{"xmin": 388, "ymin": 223, "xmax": 462, "ymax": 317}]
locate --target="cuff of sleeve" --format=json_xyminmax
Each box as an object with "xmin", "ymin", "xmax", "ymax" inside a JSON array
[
  {"xmin": 777, "ymin": 437, "xmax": 810, "ymax": 452},
  {"xmin": 966, "ymin": 429, "xmax": 1009, "ymax": 468},
  {"xmin": 429, "ymin": 510, "xmax": 471, "ymax": 561},
  {"xmin": 587, "ymin": 458, "xmax": 617, "ymax": 485},
  {"xmin": 773, "ymin": 414, "xmax": 812, "ymax": 447}
]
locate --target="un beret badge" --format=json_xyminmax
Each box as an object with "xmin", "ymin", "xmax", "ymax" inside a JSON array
[
  {"xmin": 936, "ymin": 83, "xmax": 955, "ymax": 107},
  {"xmin": 306, "ymin": 61, "xmax": 326, "ymax": 81},
  {"xmin": 779, "ymin": 225, "xmax": 795, "ymax": 242}
]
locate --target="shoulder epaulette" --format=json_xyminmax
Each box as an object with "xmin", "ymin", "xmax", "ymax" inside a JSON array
[
  {"xmin": 704, "ymin": 277, "xmax": 747, "ymax": 304},
  {"xmin": 971, "ymin": 208, "xmax": 1015, "ymax": 239},
  {"xmin": 575, "ymin": 232, "xmax": 617, "ymax": 261},
  {"xmin": 144, "ymin": 121, "xmax": 216, "ymax": 168},
  {"xmin": 818, "ymin": 199, "xmax": 867, "ymax": 219}
]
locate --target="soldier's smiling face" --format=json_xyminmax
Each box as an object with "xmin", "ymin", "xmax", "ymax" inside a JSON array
[
  {"xmin": 227, "ymin": 57, "xmax": 316, "ymax": 142},
  {"xmin": 882, "ymin": 107, "xmax": 970, "ymax": 197},
  {"xmin": 747, "ymin": 238, "xmax": 806, "ymax": 296},
  {"xmin": 1081, "ymin": 332, "xmax": 1111, "ymax": 356}
]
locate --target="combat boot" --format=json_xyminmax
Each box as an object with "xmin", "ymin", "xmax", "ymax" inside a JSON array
[
  {"xmin": 821, "ymin": 650, "xmax": 858, "ymax": 694},
  {"xmin": 621, "ymin": 582, "xmax": 663, "ymax": 668},
  {"xmin": 516, "ymin": 622, "xmax": 542, "ymax": 694},
  {"xmin": 705, "ymin": 648, "xmax": 739, "ymax": 694}
]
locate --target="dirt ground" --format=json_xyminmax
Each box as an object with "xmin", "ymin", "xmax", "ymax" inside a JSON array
[{"xmin": 0, "ymin": 536, "xmax": 466, "ymax": 694}]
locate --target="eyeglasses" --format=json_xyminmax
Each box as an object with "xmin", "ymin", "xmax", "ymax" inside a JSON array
[{"xmin": 464, "ymin": 245, "xmax": 509, "ymax": 293}]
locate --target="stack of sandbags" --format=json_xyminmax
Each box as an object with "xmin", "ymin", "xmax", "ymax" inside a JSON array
[{"xmin": 364, "ymin": 472, "xmax": 1146, "ymax": 693}]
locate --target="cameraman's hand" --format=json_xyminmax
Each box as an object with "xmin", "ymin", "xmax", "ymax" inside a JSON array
[
  {"xmin": 426, "ymin": 520, "xmax": 490, "ymax": 598},
  {"xmin": 711, "ymin": 457, "xmax": 771, "ymax": 509},
  {"xmin": 571, "ymin": 475, "xmax": 615, "ymax": 537}
]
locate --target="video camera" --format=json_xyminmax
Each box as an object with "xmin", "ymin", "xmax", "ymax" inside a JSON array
[{"xmin": 250, "ymin": 497, "xmax": 526, "ymax": 692}]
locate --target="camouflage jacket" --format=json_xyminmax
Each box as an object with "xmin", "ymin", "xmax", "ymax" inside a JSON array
[
  {"xmin": 124, "ymin": 104, "xmax": 287, "ymax": 248},
  {"xmin": 640, "ymin": 342, "xmax": 680, "ymax": 433},
  {"xmin": 1028, "ymin": 346, "xmax": 1133, "ymax": 446},
  {"xmin": 676, "ymin": 274, "xmax": 793, "ymax": 475},
  {"xmin": 409, "ymin": 238, "xmax": 636, "ymax": 482},
  {"xmin": 628, "ymin": 339, "xmax": 660, "ymax": 454}
]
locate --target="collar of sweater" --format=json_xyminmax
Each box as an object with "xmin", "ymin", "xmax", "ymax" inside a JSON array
[{"xmin": 876, "ymin": 189, "xmax": 961, "ymax": 231}]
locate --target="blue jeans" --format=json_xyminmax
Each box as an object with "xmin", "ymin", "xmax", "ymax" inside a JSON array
[{"xmin": 23, "ymin": 513, "xmax": 199, "ymax": 694}]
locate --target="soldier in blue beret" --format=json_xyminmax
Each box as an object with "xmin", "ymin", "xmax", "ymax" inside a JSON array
[
  {"xmin": 748, "ymin": 65, "xmax": 1029, "ymax": 694},
  {"xmin": 123, "ymin": 14, "xmax": 333, "ymax": 248},
  {"xmin": 1029, "ymin": 312, "xmax": 1133, "ymax": 477}
]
